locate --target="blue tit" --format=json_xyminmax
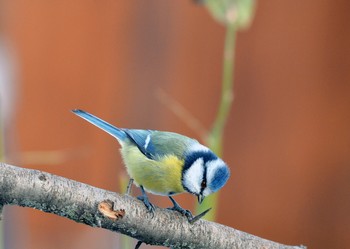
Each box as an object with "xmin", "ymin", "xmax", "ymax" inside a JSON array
[{"xmin": 73, "ymin": 109, "xmax": 230, "ymax": 222}]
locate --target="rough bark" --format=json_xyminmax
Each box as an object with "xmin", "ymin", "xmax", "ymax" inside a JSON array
[{"xmin": 0, "ymin": 162, "xmax": 305, "ymax": 249}]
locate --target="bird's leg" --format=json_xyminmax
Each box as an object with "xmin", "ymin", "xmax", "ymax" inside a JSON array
[
  {"xmin": 113, "ymin": 179, "xmax": 134, "ymax": 211},
  {"xmin": 168, "ymin": 196, "xmax": 211, "ymax": 224},
  {"xmin": 126, "ymin": 178, "xmax": 134, "ymax": 195},
  {"xmin": 168, "ymin": 196, "xmax": 192, "ymax": 218},
  {"xmin": 137, "ymin": 186, "xmax": 155, "ymax": 215}
]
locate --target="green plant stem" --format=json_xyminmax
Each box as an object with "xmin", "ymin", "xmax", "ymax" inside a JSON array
[
  {"xmin": 196, "ymin": 23, "xmax": 237, "ymax": 221},
  {"xmin": 119, "ymin": 175, "xmax": 134, "ymax": 249},
  {"xmin": 208, "ymin": 23, "xmax": 236, "ymax": 156}
]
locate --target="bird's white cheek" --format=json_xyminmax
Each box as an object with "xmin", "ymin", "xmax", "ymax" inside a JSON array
[{"xmin": 183, "ymin": 158, "xmax": 204, "ymax": 194}]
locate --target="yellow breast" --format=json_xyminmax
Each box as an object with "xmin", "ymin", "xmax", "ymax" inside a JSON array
[{"xmin": 120, "ymin": 146, "xmax": 185, "ymax": 195}]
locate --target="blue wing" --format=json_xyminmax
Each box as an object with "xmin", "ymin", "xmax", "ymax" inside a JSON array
[
  {"xmin": 123, "ymin": 129, "xmax": 157, "ymax": 159},
  {"xmin": 124, "ymin": 129, "xmax": 195, "ymax": 161}
]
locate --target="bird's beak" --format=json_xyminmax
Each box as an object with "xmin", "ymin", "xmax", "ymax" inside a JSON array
[{"xmin": 197, "ymin": 194, "xmax": 204, "ymax": 204}]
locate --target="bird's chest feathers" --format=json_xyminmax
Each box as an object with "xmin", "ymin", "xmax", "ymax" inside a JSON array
[{"xmin": 120, "ymin": 146, "xmax": 185, "ymax": 195}]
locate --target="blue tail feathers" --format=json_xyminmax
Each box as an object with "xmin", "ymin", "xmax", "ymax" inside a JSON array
[{"xmin": 72, "ymin": 109, "xmax": 127, "ymax": 142}]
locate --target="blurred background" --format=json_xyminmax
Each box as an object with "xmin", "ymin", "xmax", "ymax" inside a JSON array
[{"xmin": 0, "ymin": 0, "xmax": 350, "ymax": 249}]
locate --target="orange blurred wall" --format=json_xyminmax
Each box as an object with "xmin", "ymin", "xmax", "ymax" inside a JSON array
[{"xmin": 0, "ymin": 1, "xmax": 349, "ymax": 249}]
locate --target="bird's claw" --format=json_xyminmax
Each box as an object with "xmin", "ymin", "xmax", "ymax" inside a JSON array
[
  {"xmin": 168, "ymin": 196, "xmax": 211, "ymax": 224},
  {"xmin": 137, "ymin": 195, "xmax": 155, "ymax": 217},
  {"xmin": 168, "ymin": 205, "xmax": 211, "ymax": 224},
  {"xmin": 137, "ymin": 186, "xmax": 156, "ymax": 217},
  {"xmin": 167, "ymin": 206, "xmax": 192, "ymax": 218}
]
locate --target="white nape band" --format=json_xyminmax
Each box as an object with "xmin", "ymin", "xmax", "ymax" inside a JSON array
[{"xmin": 188, "ymin": 143, "xmax": 210, "ymax": 153}]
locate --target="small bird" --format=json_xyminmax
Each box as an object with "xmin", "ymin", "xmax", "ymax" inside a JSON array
[{"xmin": 73, "ymin": 109, "xmax": 230, "ymax": 222}]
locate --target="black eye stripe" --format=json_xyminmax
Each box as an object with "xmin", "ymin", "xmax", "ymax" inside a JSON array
[{"xmin": 200, "ymin": 166, "xmax": 207, "ymax": 195}]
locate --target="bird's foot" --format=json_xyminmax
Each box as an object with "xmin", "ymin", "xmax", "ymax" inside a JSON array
[
  {"xmin": 137, "ymin": 186, "xmax": 155, "ymax": 217},
  {"xmin": 167, "ymin": 197, "xmax": 192, "ymax": 218},
  {"xmin": 137, "ymin": 195, "xmax": 155, "ymax": 214},
  {"xmin": 168, "ymin": 196, "xmax": 211, "ymax": 224}
]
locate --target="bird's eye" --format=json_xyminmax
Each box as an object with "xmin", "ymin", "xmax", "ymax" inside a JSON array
[{"xmin": 201, "ymin": 180, "xmax": 206, "ymax": 189}]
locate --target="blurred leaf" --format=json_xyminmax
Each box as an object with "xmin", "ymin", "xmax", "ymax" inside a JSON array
[{"xmin": 203, "ymin": 0, "xmax": 256, "ymax": 28}]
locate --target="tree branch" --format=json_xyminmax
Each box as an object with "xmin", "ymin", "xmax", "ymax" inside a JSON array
[{"xmin": 0, "ymin": 162, "xmax": 305, "ymax": 249}]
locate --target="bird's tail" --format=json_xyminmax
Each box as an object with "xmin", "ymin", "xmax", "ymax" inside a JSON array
[{"xmin": 72, "ymin": 109, "xmax": 127, "ymax": 143}]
